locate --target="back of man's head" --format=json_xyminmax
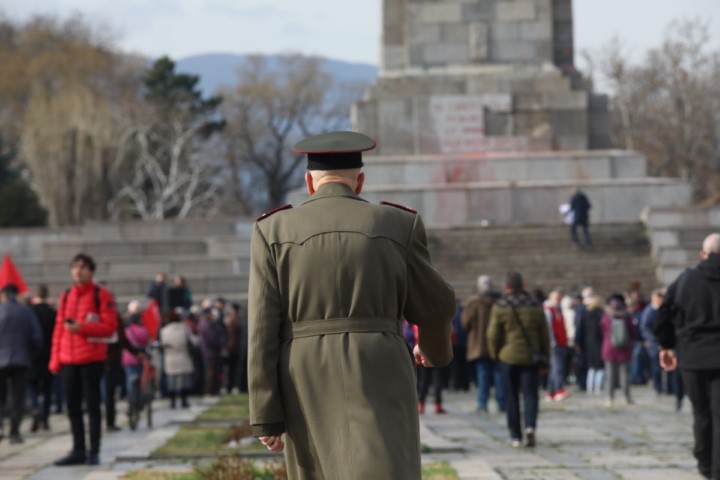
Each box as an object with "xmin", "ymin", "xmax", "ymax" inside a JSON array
[
  {"xmin": 36, "ymin": 284, "xmax": 49, "ymax": 300},
  {"xmin": 1, "ymin": 284, "xmax": 19, "ymax": 300},
  {"xmin": 477, "ymin": 275, "xmax": 493, "ymax": 293},
  {"xmin": 702, "ymin": 233, "xmax": 720, "ymax": 257},
  {"xmin": 504, "ymin": 271, "xmax": 524, "ymax": 294}
]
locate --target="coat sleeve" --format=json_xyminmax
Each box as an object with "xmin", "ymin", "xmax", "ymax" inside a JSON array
[
  {"xmin": 460, "ymin": 299, "xmax": 476, "ymax": 332},
  {"xmin": 27, "ymin": 309, "xmax": 43, "ymax": 356},
  {"xmin": 78, "ymin": 288, "xmax": 118, "ymax": 338},
  {"xmin": 48, "ymin": 294, "xmax": 66, "ymax": 373},
  {"xmin": 248, "ymin": 223, "xmax": 285, "ymax": 437},
  {"xmin": 538, "ymin": 309, "xmax": 551, "ymax": 358},
  {"xmin": 655, "ymin": 276, "xmax": 680, "ymax": 349},
  {"xmin": 574, "ymin": 306, "xmax": 586, "ymax": 349},
  {"xmin": 403, "ymin": 214, "xmax": 456, "ymax": 367},
  {"xmin": 486, "ymin": 305, "xmax": 502, "ymax": 360}
]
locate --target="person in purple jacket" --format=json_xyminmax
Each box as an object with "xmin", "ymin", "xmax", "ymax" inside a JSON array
[
  {"xmin": 198, "ymin": 307, "xmax": 224, "ymax": 396},
  {"xmin": 600, "ymin": 295, "xmax": 637, "ymax": 408}
]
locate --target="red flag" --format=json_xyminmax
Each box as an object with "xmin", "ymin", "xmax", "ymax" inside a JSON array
[
  {"xmin": 0, "ymin": 255, "xmax": 29, "ymax": 295},
  {"xmin": 142, "ymin": 299, "xmax": 161, "ymax": 340}
]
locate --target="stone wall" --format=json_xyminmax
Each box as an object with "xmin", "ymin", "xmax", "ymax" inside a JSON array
[
  {"xmin": 362, "ymin": 150, "xmax": 647, "ymax": 185},
  {"xmin": 359, "ymin": 0, "xmax": 610, "ymax": 155},
  {"xmin": 383, "ymin": 0, "xmax": 559, "ymax": 71},
  {"xmin": 289, "ymin": 178, "xmax": 693, "ymax": 227}
]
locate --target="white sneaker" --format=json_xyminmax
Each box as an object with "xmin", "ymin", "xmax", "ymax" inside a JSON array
[{"xmin": 509, "ymin": 439, "xmax": 521, "ymax": 448}]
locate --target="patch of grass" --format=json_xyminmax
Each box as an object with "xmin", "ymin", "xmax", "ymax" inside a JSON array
[
  {"xmin": 198, "ymin": 456, "xmax": 286, "ymax": 480},
  {"xmin": 124, "ymin": 457, "xmax": 287, "ymax": 480},
  {"xmin": 197, "ymin": 393, "xmax": 250, "ymax": 421},
  {"xmin": 152, "ymin": 422, "xmax": 264, "ymax": 458},
  {"xmin": 422, "ymin": 461, "xmax": 460, "ymax": 480}
]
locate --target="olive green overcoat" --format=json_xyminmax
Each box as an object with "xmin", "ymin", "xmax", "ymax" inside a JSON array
[{"xmin": 248, "ymin": 183, "xmax": 456, "ymax": 480}]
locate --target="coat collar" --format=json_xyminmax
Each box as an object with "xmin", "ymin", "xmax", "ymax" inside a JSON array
[{"xmin": 302, "ymin": 182, "xmax": 368, "ymax": 205}]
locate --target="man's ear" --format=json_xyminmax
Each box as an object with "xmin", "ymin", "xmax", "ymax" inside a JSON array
[
  {"xmin": 355, "ymin": 172, "xmax": 365, "ymax": 194},
  {"xmin": 305, "ymin": 172, "xmax": 315, "ymax": 195}
]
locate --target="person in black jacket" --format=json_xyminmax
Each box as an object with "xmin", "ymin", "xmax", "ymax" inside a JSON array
[
  {"xmin": 29, "ymin": 285, "xmax": 57, "ymax": 432},
  {"xmin": 655, "ymin": 233, "xmax": 720, "ymax": 480},
  {"xmin": 569, "ymin": 188, "xmax": 592, "ymax": 250},
  {"xmin": 0, "ymin": 284, "xmax": 43, "ymax": 444}
]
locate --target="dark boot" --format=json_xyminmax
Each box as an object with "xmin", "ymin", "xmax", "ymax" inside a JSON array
[
  {"xmin": 85, "ymin": 452, "xmax": 100, "ymax": 465},
  {"xmin": 30, "ymin": 411, "xmax": 40, "ymax": 433},
  {"xmin": 54, "ymin": 451, "xmax": 86, "ymax": 466}
]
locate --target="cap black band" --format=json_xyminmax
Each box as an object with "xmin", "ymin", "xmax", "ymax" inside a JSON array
[{"xmin": 307, "ymin": 152, "xmax": 364, "ymax": 171}]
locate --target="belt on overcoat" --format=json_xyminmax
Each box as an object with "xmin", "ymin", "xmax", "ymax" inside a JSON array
[{"xmin": 282, "ymin": 317, "xmax": 402, "ymax": 341}]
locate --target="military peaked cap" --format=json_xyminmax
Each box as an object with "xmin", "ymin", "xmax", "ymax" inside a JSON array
[{"xmin": 293, "ymin": 131, "xmax": 376, "ymax": 171}]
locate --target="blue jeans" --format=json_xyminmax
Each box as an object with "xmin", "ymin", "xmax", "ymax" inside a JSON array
[
  {"xmin": 473, "ymin": 358, "xmax": 505, "ymax": 410},
  {"xmin": 124, "ymin": 365, "xmax": 143, "ymax": 405},
  {"xmin": 631, "ymin": 341, "xmax": 649, "ymax": 384},
  {"xmin": 501, "ymin": 363, "xmax": 540, "ymax": 440},
  {"xmin": 586, "ymin": 368, "xmax": 605, "ymax": 393},
  {"xmin": 547, "ymin": 346, "xmax": 568, "ymax": 394},
  {"xmin": 647, "ymin": 344, "xmax": 664, "ymax": 393}
]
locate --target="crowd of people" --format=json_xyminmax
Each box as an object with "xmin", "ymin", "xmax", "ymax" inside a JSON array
[
  {"xmin": 0, "ymin": 253, "xmax": 247, "ymax": 466},
  {"xmin": 409, "ymin": 274, "xmax": 688, "ymax": 443}
]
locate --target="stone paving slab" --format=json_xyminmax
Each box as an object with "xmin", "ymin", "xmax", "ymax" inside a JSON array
[{"xmin": 419, "ymin": 385, "xmax": 705, "ymax": 480}]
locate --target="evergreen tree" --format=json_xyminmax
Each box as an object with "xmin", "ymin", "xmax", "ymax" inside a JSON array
[
  {"xmin": 0, "ymin": 133, "xmax": 47, "ymax": 227},
  {"xmin": 113, "ymin": 57, "xmax": 225, "ymax": 219}
]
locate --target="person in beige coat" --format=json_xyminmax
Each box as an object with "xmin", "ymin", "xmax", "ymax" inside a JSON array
[
  {"xmin": 160, "ymin": 311, "xmax": 198, "ymax": 409},
  {"xmin": 248, "ymin": 131, "xmax": 456, "ymax": 480}
]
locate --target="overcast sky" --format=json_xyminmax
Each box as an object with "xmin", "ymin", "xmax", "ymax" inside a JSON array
[{"xmin": 1, "ymin": 0, "xmax": 718, "ymax": 65}]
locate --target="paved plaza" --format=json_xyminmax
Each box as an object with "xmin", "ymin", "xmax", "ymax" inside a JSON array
[
  {"xmin": 428, "ymin": 386, "xmax": 701, "ymax": 480},
  {"xmin": 0, "ymin": 385, "xmax": 702, "ymax": 480}
]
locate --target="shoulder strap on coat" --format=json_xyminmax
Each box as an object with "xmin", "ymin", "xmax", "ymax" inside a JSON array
[
  {"xmin": 256, "ymin": 204, "xmax": 292, "ymax": 222},
  {"xmin": 379, "ymin": 200, "xmax": 417, "ymax": 214}
]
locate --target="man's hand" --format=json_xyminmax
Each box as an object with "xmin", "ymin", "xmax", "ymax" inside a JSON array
[
  {"xmin": 65, "ymin": 320, "xmax": 81, "ymax": 333},
  {"xmin": 259, "ymin": 435, "xmax": 284, "ymax": 452},
  {"xmin": 413, "ymin": 345, "xmax": 433, "ymax": 367},
  {"xmin": 659, "ymin": 349, "xmax": 677, "ymax": 372}
]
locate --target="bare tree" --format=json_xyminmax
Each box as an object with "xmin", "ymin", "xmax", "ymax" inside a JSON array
[
  {"xmin": 6, "ymin": 15, "xmax": 141, "ymax": 225},
  {"xmin": 587, "ymin": 19, "xmax": 720, "ymax": 201},
  {"xmin": 220, "ymin": 54, "xmax": 366, "ymax": 211},
  {"xmin": 110, "ymin": 57, "xmax": 225, "ymax": 220}
]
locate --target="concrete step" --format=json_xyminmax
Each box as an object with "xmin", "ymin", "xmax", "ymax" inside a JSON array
[
  {"xmin": 81, "ymin": 218, "xmax": 254, "ymax": 239},
  {"xmin": 363, "ymin": 150, "xmax": 646, "ymax": 185},
  {"xmin": 42, "ymin": 237, "xmax": 252, "ymax": 261},
  {"xmin": 290, "ymin": 178, "xmax": 692, "ymax": 226},
  {"xmin": 643, "ymin": 206, "xmax": 720, "ymax": 229},
  {"xmin": 16, "ymin": 255, "xmax": 250, "ymax": 279},
  {"xmin": 24, "ymin": 273, "xmax": 248, "ymax": 299}
]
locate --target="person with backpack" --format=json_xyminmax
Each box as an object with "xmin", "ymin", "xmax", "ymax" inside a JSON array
[
  {"xmin": 600, "ymin": 295, "xmax": 636, "ymax": 408},
  {"xmin": 122, "ymin": 313, "xmax": 151, "ymax": 409},
  {"xmin": 48, "ymin": 253, "xmax": 118, "ymax": 466}
]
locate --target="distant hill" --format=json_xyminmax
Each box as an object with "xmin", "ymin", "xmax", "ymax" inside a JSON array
[{"xmin": 176, "ymin": 53, "xmax": 378, "ymax": 96}]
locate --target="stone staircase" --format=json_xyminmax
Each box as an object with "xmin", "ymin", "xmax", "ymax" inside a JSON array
[
  {"xmin": 429, "ymin": 222, "xmax": 657, "ymax": 299},
  {"xmin": 642, "ymin": 206, "xmax": 720, "ymax": 286},
  {"xmin": 7, "ymin": 219, "xmax": 253, "ymax": 305},
  {"xmin": 1, "ymin": 219, "xmax": 657, "ymax": 305}
]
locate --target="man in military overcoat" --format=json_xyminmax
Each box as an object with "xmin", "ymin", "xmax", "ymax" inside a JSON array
[{"xmin": 248, "ymin": 131, "xmax": 456, "ymax": 479}]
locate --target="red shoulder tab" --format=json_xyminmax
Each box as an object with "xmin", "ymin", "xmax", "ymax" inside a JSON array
[
  {"xmin": 380, "ymin": 200, "xmax": 417, "ymax": 214},
  {"xmin": 256, "ymin": 204, "xmax": 292, "ymax": 222}
]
